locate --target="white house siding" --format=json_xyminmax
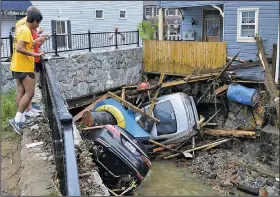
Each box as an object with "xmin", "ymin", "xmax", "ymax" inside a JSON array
[
  {"xmin": 1, "ymin": 15, "xmax": 16, "ymax": 37},
  {"xmin": 31, "ymin": 1, "xmax": 143, "ymax": 34}
]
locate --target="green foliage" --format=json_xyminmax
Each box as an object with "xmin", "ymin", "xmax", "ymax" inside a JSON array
[
  {"xmin": 137, "ymin": 20, "xmax": 157, "ymax": 40},
  {"xmin": 1, "ymin": 89, "xmax": 18, "ymax": 140}
]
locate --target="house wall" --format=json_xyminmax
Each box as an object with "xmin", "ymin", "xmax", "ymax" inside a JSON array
[
  {"xmin": 1, "ymin": 1, "xmax": 143, "ymax": 36},
  {"xmin": 224, "ymin": 1, "xmax": 279, "ymax": 60},
  {"xmin": 180, "ymin": 6, "xmax": 223, "ymax": 41}
]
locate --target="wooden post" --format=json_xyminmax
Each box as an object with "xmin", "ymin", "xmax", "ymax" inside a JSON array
[
  {"xmin": 158, "ymin": 8, "xmax": 164, "ymax": 41},
  {"xmin": 255, "ymin": 35, "xmax": 279, "ymax": 119}
]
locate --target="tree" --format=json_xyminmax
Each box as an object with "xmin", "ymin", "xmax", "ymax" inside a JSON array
[{"xmin": 137, "ymin": 20, "xmax": 157, "ymax": 40}]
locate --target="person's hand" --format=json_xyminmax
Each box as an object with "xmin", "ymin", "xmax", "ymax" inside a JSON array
[
  {"xmin": 37, "ymin": 27, "xmax": 44, "ymax": 34},
  {"xmin": 35, "ymin": 51, "xmax": 45, "ymax": 57}
]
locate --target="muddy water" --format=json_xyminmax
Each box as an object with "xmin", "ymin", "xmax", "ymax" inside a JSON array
[{"xmin": 134, "ymin": 160, "xmax": 222, "ymax": 196}]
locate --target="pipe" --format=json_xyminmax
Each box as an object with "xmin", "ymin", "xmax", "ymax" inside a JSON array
[
  {"xmin": 275, "ymin": 20, "xmax": 279, "ymax": 84},
  {"xmin": 158, "ymin": 8, "xmax": 164, "ymax": 40}
]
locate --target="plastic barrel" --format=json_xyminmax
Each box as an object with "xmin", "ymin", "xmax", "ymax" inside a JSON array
[
  {"xmin": 227, "ymin": 83, "xmax": 259, "ymax": 106},
  {"xmin": 82, "ymin": 111, "xmax": 117, "ymax": 126}
]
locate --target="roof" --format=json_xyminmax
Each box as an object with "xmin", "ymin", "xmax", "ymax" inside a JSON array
[
  {"xmin": 158, "ymin": 1, "xmax": 226, "ymax": 8},
  {"xmin": 1, "ymin": 1, "xmax": 32, "ymax": 11}
]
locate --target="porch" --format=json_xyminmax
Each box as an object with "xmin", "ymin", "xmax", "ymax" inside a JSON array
[{"xmin": 158, "ymin": 2, "xmax": 225, "ymax": 42}]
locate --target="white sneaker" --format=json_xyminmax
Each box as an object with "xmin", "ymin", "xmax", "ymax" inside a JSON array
[
  {"xmin": 31, "ymin": 108, "xmax": 42, "ymax": 114},
  {"xmin": 24, "ymin": 110, "xmax": 40, "ymax": 117}
]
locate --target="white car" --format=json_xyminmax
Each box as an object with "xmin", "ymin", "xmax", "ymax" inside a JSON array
[{"xmin": 135, "ymin": 92, "xmax": 200, "ymax": 144}]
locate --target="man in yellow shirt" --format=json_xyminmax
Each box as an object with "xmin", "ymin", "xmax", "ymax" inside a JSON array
[{"xmin": 9, "ymin": 7, "xmax": 45, "ymax": 135}]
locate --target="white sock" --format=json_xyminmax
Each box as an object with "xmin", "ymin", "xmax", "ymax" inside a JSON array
[
  {"xmin": 22, "ymin": 114, "xmax": 26, "ymax": 122},
  {"xmin": 15, "ymin": 112, "xmax": 24, "ymax": 123}
]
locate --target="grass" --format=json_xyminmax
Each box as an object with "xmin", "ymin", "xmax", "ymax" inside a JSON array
[{"xmin": 1, "ymin": 88, "xmax": 20, "ymax": 141}]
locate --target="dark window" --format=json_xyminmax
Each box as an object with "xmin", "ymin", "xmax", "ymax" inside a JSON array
[
  {"xmin": 153, "ymin": 101, "xmax": 177, "ymax": 136},
  {"xmin": 96, "ymin": 10, "xmax": 104, "ymax": 19},
  {"xmin": 119, "ymin": 10, "xmax": 126, "ymax": 19},
  {"xmin": 51, "ymin": 20, "xmax": 72, "ymax": 50}
]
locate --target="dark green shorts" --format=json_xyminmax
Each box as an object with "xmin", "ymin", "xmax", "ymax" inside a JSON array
[{"xmin": 12, "ymin": 71, "xmax": 35, "ymax": 81}]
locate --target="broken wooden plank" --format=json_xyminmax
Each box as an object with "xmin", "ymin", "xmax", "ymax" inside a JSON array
[
  {"xmin": 227, "ymin": 61, "xmax": 260, "ymax": 71},
  {"xmin": 107, "ymin": 91, "xmax": 160, "ymax": 123},
  {"xmin": 217, "ymin": 50, "xmax": 241, "ymax": 79},
  {"xmin": 121, "ymin": 88, "xmax": 126, "ymax": 105},
  {"xmin": 152, "ymin": 143, "xmax": 178, "ymax": 153},
  {"xmin": 164, "ymin": 139, "xmax": 230, "ymax": 159},
  {"xmin": 204, "ymin": 129, "xmax": 257, "ymax": 138},
  {"xmin": 196, "ymin": 50, "xmax": 241, "ymax": 105},
  {"xmin": 215, "ymin": 85, "xmax": 229, "ymax": 95},
  {"xmin": 81, "ymin": 126, "xmax": 104, "ymax": 131},
  {"xmin": 255, "ymin": 35, "xmax": 279, "ymax": 119},
  {"xmin": 73, "ymin": 93, "xmax": 109, "ymax": 122},
  {"xmin": 227, "ymin": 56, "xmax": 245, "ymax": 63},
  {"xmin": 148, "ymin": 73, "xmax": 165, "ymax": 116}
]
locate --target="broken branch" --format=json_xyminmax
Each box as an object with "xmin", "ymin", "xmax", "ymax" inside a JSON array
[{"xmin": 204, "ymin": 129, "xmax": 257, "ymax": 138}]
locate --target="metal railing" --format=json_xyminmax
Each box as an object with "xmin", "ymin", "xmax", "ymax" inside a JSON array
[
  {"xmin": 41, "ymin": 59, "xmax": 81, "ymax": 196},
  {"xmin": 1, "ymin": 29, "xmax": 139, "ymax": 59},
  {"xmin": 1, "ymin": 35, "xmax": 13, "ymax": 58}
]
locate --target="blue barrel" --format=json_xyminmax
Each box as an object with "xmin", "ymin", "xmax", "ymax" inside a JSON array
[{"xmin": 227, "ymin": 83, "xmax": 259, "ymax": 106}]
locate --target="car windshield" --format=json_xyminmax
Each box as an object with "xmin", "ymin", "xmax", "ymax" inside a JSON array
[{"xmin": 152, "ymin": 100, "xmax": 177, "ymax": 136}]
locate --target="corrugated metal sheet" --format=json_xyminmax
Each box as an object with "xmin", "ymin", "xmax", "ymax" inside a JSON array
[
  {"xmin": 30, "ymin": 1, "xmax": 143, "ymax": 34},
  {"xmin": 224, "ymin": 1, "xmax": 279, "ymax": 60}
]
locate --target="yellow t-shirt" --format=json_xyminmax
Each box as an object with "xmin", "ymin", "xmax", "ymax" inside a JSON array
[
  {"xmin": 10, "ymin": 25, "xmax": 34, "ymax": 72},
  {"xmin": 16, "ymin": 17, "xmax": 27, "ymax": 28}
]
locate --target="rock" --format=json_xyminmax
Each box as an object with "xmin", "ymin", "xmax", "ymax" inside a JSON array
[
  {"xmin": 228, "ymin": 163, "xmax": 234, "ymax": 169},
  {"xmin": 221, "ymin": 179, "xmax": 233, "ymax": 187},
  {"xmin": 229, "ymin": 191, "xmax": 236, "ymax": 196},
  {"xmin": 265, "ymin": 186, "xmax": 276, "ymax": 196},
  {"xmin": 30, "ymin": 124, "xmax": 39, "ymax": 131},
  {"xmin": 251, "ymin": 171, "xmax": 259, "ymax": 178},
  {"xmin": 259, "ymin": 187, "xmax": 268, "ymax": 196},
  {"xmin": 266, "ymin": 180, "xmax": 274, "ymax": 187},
  {"xmin": 232, "ymin": 170, "xmax": 238, "ymax": 175},
  {"xmin": 208, "ymin": 160, "xmax": 215, "ymax": 166},
  {"xmin": 208, "ymin": 173, "xmax": 217, "ymax": 179}
]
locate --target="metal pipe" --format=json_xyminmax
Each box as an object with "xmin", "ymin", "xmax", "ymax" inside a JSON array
[{"xmin": 275, "ymin": 20, "xmax": 279, "ymax": 84}]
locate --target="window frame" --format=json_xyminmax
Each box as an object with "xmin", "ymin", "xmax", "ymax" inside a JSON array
[
  {"xmin": 237, "ymin": 7, "xmax": 259, "ymax": 42},
  {"xmin": 95, "ymin": 9, "xmax": 104, "ymax": 20},
  {"xmin": 119, "ymin": 9, "xmax": 127, "ymax": 20},
  {"xmin": 166, "ymin": 8, "xmax": 175, "ymax": 16},
  {"xmin": 145, "ymin": 7, "xmax": 153, "ymax": 17}
]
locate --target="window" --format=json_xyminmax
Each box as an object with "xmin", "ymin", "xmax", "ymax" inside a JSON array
[
  {"xmin": 156, "ymin": 8, "xmax": 159, "ymax": 16},
  {"xmin": 145, "ymin": 7, "xmax": 152, "ymax": 17},
  {"xmin": 166, "ymin": 9, "xmax": 175, "ymax": 16},
  {"xmin": 153, "ymin": 101, "xmax": 177, "ymax": 136},
  {"xmin": 119, "ymin": 10, "xmax": 126, "ymax": 19},
  {"xmin": 237, "ymin": 8, "xmax": 259, "ymax": 42},
  {"xmin": 51, "ymin": 20, "xmax": 72, "ymax": 49},
  {"xmin": 95, "ymin": 9, "xmax": 104, "ymax": 19}
]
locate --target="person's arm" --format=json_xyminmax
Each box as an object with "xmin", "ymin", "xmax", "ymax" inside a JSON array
[{"xmin": 16, "ymin": 41, "xmax": 43, "ymax": 57}]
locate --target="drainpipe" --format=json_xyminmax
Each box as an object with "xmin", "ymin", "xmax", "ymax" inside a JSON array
[
  {"xmin": 275, "ymin": 20, "xmax": 279, "ymax": 84},
  {"xmin": 158, "ymin": 1, "xmax": 164, "ymax": 40}
]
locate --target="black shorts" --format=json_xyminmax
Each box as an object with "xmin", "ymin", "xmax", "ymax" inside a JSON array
[
  {"xmin": 12, "ymin": 71, "xmax": 35, "ymax": 81},
  {"xmin": 35, "ymin": 62, "xmax": 42, "ymax": 73}
]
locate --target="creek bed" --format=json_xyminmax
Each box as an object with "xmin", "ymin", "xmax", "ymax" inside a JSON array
[{"xmin": 134, "ymin": 160, "xmax": 222, "ymax": 196}]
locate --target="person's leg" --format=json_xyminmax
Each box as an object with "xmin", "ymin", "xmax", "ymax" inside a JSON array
[
  {"xmin": 18, "ymin": 73, "xmax": 35, "ymax": 113},
  {"xmin": 15, "ymin": 79, "xmax": 25, "ymax": 107}
]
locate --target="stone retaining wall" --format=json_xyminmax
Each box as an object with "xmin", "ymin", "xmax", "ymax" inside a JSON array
[
  {"xmin": 46, "ymin": 47, "xmax": 143, "ymax": 100},
  {"xmin": 1, "ymin": 62, "xmax": 16, "ymax": 93}
]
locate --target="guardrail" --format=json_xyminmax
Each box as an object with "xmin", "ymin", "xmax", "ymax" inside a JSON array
[
  {"xmin": 41, "ymin": 59, "xmax": 81, "ymax": 196},
  {"xmin": 1, "ymin": 29, "xmax": 140, "ymax": 59}
]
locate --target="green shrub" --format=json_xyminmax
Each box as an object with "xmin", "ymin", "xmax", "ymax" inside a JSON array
[{"xmin": 1, "ymin": 89, "xmax": 18, "ymax": 140}]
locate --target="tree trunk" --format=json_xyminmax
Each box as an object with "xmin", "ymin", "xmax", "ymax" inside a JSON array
[{"xmin": 254, "ymin": 35, "xmax": 279, "ymax": 121}]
